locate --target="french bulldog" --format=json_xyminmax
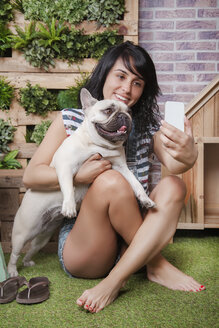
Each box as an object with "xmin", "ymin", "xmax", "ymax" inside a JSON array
[{"xmin": 8, "ymin": 88, "xmax": 155, "ymax": 277}]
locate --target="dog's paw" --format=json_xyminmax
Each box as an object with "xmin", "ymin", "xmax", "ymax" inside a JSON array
[
  {"xmin": 7, "ymin": 265, "xmax": 19, "ymax": 277},
  {"xmin": 138, "ymin": 194, "xmax": 156, "ymax": 209},
  {"xmin": 23, "ymin": 260, "xmax": 35, "ymax": 267},
  {"xmin": 61, "ymin": 200, "xmax": 77, "ymax": 218}
]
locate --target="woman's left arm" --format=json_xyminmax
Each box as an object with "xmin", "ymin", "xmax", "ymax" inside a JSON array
[{"xmin": 153, "ymin": 116, "xmax": 198, "ymax": 174}]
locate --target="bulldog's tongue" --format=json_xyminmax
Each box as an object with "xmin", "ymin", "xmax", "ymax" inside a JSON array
[{"xmin": 117, "ymin": 125, "xmax": 127, "ymax": 133}]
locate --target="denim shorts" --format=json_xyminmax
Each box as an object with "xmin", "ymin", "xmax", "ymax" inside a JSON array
[
  {"xmin": 58, "ymin": 217, "xmax": 121, "ymax": 278},
  {"xmin": 58, "ymin": 218, "xmax": 77, "ymax": 278}
]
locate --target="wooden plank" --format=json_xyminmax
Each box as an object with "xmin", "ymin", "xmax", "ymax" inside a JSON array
[
  {"xmin": 203, "ymin": 96, "xmax": 215, "ymax": 137},
  {"xmin": 9, "ymin": 143, "xmax": 38, "ymax": 159},
  {"xmin": 1, "ymin": 241, "xmax": 58, "ymax": 254},
  {"xmin": 0, "ymin": 72, "xmax": 82, "ymax": 89},
  {"xmin": 12, "ymin": 126, "xmax": 26, "ymax": 143},
  {"xmin": 0, "ymin": 170, "xmax": 24, "ymax": 188},
  {"xmin": 195, "ymin": 142, "xmax": 204, "ymax": 224},
  {"xmin": 214, "ymin": 92, "xmax": 219, "ymax": 137},
  {"xmin": 205, "ymin": 223, "xmax": 219, "ymax": 228},
  {"xmin": 195, "ymin": 137, "xmax": 219, "ymax": 143},
  {"xmin": 177, "ymin": 222, "xmax": 204, "ymax": 229},
  {"xmin": 125, "ymin": 0, "xmax": 139, "ymax": 21},
  {"xmin": 0, "ymin": 98, "xmax": 18, "ymax": 125},
  {"xmin": 0, "ymin": 189, "xmax": 19, "ymax": 216},
  {"xmin": 204, "ymin": 143, "xmax": 219, "ymax": 225},
  {"xmin": 0, "ymin": 56, "xmax": 97, "ymax": 73},
  {"xmin": 185, "ymin": 76, "xmax": 219, "ymax": 119},
  {"xmin": 191, "ymin": 109, "xmax": 203, "ymax": 138},
  {"xmin": 17, "ymin": 110, "xmax": 59, "ymax": 126}
]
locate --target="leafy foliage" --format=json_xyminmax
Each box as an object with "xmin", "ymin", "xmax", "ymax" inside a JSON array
[
  {"xmin": 87, "ymin": 0, "xmax": 125, "ymax": 27},
  {"xmin": 0, "ymin": 23, "xmax": 13, "ymax": 56},
  {"xmin": 12, "ymin": 21, "xmax": 38, "ymax": 49},
  {"xmin": 0, "ymin": 149, "xmax": 22, "ymax": 169},
  {"xmin": 0, "ymin": 76, "xmax": 15, "ymax": 110},
  {"xmin": 24, "ymin": 39, "xmax": 56, "ymax": 71},
  {"xmin": 0, "ymin": 0, "xmax": 13, "ymax": 24},
  {"xmin": 12, "ymin": 19, "xmax": 122, "ymax": 70},
  {"xmin": 89, "ymin": 30, "xmax": 123, "ymax": 59},
  {"xmin": 11, "ymin": 0, "xmax": 25, "ymax": 14},
  {"xmin": 30, "ymin": 120, "xmax": 52, "ymax": 145},
  {"xmin": 0, "ymin": 118, "xmax": 16, "ymax": 153},
  {"xmin": 57, "ymin": 73, "xmax": 90, "ymax": 109},
  {"xmin": 22, "ymin": 0, "xmax": 125, "ymax": 26},
  {"xmin": 19, "ymin": 82, "xmax": 59, "ymax": 117}
]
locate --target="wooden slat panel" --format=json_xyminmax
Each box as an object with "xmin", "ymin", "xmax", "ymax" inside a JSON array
[
  {"xmin": 1, "ymin": 241, "xmax": 58, "ymax": 254},
  {"xmin": 203, "ymin": 96, "xmax": 215, "ymax": 137},
  {"xmin": 0, "ymin": 56, "xmax": 97, "ymax": 73},
  {"xmin": 0, "ymin": 72, "xmax": 82, "ymax": 89},
  {"xmin": 0, "ymin": 189, "xmax": 19, "ymax": 216},
  {"xmin": 192, "ymin": 109, "xmax": 204, "ymax": 138},
  {"xmin": 17, "ymin": 109, "xmax": 59, "ymax": 126},
  {"xmin": 204, "ymin": 143, "xmax": 219, "ymax": 224},
  {"xmin": 125, "ymin": 0, "xmax": 139, "ymax": 21},
  {"xmin": 9, "ymin": 143, "xmax": 38, "ymax": 159},
  {"xmin": 0, "ymin": 170, "xmax": 25, "ymax": 188},
  {"xmin": 195, "ymin": 142, "xmax": 204, "ymax": 224},
  {"xmin": 214, "ymin": 92, "xmax": 219, "ymax": 137}
]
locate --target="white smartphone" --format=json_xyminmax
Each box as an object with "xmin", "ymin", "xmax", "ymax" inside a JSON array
[{"xmin": 164, "ymin": 101, "xmax": 185, "ymax": 132}]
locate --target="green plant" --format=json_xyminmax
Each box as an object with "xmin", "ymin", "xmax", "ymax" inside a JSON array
[
  {"xmin": 22, "ymin": 0, "xmax": 87, "ymax": 25},
  {"xmin": 87, "ymin": 0, "xmax": 125, "ymax": 27},
  {"xmin": 22, "ymin": 0, "xmax": 61, "ymax": 23},
  {"xmin": 89, "ymin": 30, "xmax": 123, "ymax": 59},
  {"xmin": 21, "ymin": 0, "xmax": 125, "ymax": 27},
  {"xmin": 58, "ymin": 27, "xmax": 89, "ymax": 63},
  {"xmin": 11, "ymin": 0, "xmax": 25, "ymax": 14},
  {"xmin": 19, "ymin": 82, "xmax": 59, "ymax": 117},
  {"xmin": 55, "ymin": 0, "xmax": 88, "ymax": 25},
  {"xmin": 36, "ymin": 18, "xmax": 68, "ymax": 54},
  {"xmin": 57, "ymin": 73, "xmax": 90, "ymax": 109},
  {"xmin": 12, "ymin": 21, "xmax": 38, "ymax": 49},
  {"xmin": 30, "ymin": 120, "xmax": 52, "ymax": 145},
  {"xmin": 0, "ymin": 23, "xmax": 13, "ymax": 56},
  {"xmin": 0, "ymin": 149, "xmax": 22, "ymax": 169},
  {"xmin": 0, "ymin": 118, "xmax": 16, "ymax": 153},
  {"xmin": 24, "ymin": 39, "xmax": 56, "ymax": 71},
  {"xmin": 0, "ymin": 0, "xmax": 13, "ymax": 24},
  {"xmin": 0, "ymin": 76, "xmax": 15, "ymax": 110}
]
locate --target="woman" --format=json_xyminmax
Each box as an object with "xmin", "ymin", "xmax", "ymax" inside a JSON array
[{"xmin": 23, "ymin": 41, "xmax": 205, "ymax": 313}]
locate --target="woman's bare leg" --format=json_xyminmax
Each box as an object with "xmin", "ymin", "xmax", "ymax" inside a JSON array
[
  {"xmin": 63, "ymin": 170, "xmax": 143, "ymax": 279},
  {"xmin": 77, "ymin": 175, "xmax": 205, "ymax": 313}
]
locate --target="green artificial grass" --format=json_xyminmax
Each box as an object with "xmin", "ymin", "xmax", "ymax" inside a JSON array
[{"xmin": 1, "ymin": 230, "xmax": 218, "ymax": 328}]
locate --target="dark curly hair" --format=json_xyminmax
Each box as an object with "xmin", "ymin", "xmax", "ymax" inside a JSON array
[{"xmin": 80, "ymin": 41, "xmax": 161, "ymax": 136}]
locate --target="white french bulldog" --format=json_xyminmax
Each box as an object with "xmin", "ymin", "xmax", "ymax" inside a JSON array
[{"xmin": 8, "ymin": 88, "xmax": 155, "ymax": 277}]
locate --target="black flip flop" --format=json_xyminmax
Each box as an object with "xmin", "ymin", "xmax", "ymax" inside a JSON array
[
  {"xmin": 16, "ymin": 277, "xmax": 50, "ymax": 304},
  {"xmin": 0, "ymin": 276, "xmax": 27, "ymax": 304}
]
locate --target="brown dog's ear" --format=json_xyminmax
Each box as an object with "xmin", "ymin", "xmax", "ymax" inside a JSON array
[{"xmin": 80, "ymin": 88, "xmax": 97, "ymax": 110}]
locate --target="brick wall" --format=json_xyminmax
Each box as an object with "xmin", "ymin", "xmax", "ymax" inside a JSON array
[{"xmin": 139, "ymin": 0, "xmax": 219, "ymax": 188}]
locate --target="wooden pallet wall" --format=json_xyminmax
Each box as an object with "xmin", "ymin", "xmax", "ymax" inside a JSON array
[{"xmin": 0, "ymin": 0, "xmax": 139, "ymax": 253}]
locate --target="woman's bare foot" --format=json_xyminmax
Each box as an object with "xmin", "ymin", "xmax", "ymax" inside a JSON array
[
  {"xmin": 147, "ymin": 254, "xmax": 206, "ymax": 292},
  {"xmin": 76, "ymin": 275, "xmax": 124, "ymax": 313}
]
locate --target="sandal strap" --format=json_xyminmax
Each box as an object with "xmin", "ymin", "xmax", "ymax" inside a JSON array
[
  {"xmin": 0, "ymin": 277, "xmax": 25, "ymax": 298},
  {"xmin": 26, "ymin": 281, "xmax": 49, "ymax": 299}
]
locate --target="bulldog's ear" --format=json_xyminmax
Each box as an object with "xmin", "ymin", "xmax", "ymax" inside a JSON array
[{"xmin": 80, "ymin": 88, "xmax": 97, "ymax": 109}]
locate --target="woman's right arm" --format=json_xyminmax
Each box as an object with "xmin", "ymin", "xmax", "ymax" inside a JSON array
[{"xmin": 23, "ymin": 112, "xmax": 67, "ymax": 191}]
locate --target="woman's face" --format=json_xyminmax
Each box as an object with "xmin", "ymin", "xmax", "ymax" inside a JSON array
[{"xmin": 103, "ymin": 57, "xmax": 145, "ymax": 108}]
